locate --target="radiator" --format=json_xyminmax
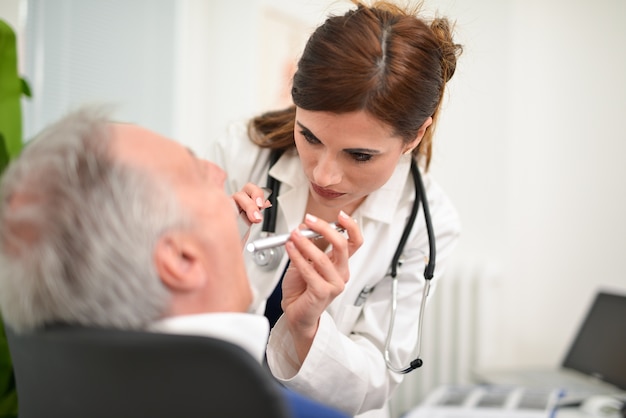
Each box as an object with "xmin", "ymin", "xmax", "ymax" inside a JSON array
[{"xmin": 389, "ymin": 259, "xmax": 500, "ymax": 417}]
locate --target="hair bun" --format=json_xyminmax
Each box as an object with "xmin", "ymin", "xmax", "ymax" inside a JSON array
[{"xmin": 430, "ymin": 17, "xmax": 463, "ymax": 82}]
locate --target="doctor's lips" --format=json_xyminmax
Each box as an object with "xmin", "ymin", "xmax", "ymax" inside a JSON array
[
  {"xmin": 311, "ymin": 183, "xmax": 345, "ymax": 199},
  {"xmin": 246, "ymin": 222, "xmax": 346, "ymax": 253}
]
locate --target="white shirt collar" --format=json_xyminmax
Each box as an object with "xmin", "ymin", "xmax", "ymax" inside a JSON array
[{"xmin": 149, "ymin": 313, "xmax": 270, "ymax": 364}]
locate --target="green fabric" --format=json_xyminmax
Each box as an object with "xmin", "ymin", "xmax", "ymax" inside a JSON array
[
  {"xmin": 0, "ymin": 19, "xmax": 27, "ymax": 160},
  {"xmin": 0, "ymin": 19, "xmax": 26, "ymax": 418},
  {"xmin": 0, "ymin": 133, "xmax": 9, "ymax": 175},
  {"xmin": 0, "ymin": 319, "xmax": 17, "ymax": 418}
]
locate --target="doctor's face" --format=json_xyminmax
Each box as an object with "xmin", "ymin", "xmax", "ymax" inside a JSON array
[{"xmin": 294, "ymin": 107, "xmax": 409, "ymax": 213}]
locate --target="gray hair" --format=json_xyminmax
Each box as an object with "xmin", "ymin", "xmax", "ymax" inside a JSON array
[{"xmin": 0, "ymin": 107, "xmax": 187, "ymax": 332}]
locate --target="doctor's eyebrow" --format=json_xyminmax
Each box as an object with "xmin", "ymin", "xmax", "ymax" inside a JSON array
[
  {"xmin": 296, "ymin": 121, "xmax": 320, "ymax": 142},
  {"xmin": 295, "ymin": 121, "xmax": 381, "ymax": 154}
]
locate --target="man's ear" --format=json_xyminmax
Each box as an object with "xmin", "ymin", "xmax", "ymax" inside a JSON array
[{"xmin": 154, "ymin": 233, "xmax": 207, "ymax": 291}]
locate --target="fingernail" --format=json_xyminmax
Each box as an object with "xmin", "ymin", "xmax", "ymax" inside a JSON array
[
  {"xmin": 339, "ymin": 210, "xmax": 349, "ymax": 219},
  {"xmin": 305, "ymin": 213, "xmax": 317, "ymax": 222},
  {"xmin": 256, "ymin": 197, "xmax": 264, "ymax": 207},
  {"xmin": 254, "ymin": 211, "xmax": 262, "ymax": 220}
]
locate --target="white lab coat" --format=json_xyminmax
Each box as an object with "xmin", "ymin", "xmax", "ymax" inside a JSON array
[{"xmin": 207, "ymin": 123, "xmax": 461, "ymax": 418}]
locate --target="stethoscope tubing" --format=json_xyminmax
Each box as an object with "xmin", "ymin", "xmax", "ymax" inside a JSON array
[{"xmin": 383, "ymin": 158, "xmax": 436, "ymax": 373}]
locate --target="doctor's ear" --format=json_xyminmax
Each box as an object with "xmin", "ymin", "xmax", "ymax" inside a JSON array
[
  {"xmin": 403, "ymin": 117, "xmax": 433, "ymax": 155},
  {"xmin": 154, "ymin": 232, "xmax": 207, "ymax": 291}
]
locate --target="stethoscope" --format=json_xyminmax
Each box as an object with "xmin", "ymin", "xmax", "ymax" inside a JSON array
[{"xmin": 248, "ymin": 149, "xmax": 436, "ymax": 374}]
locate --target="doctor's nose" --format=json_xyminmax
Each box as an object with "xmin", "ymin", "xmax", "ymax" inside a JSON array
[{"xmin": 312, "ymin": 154, "xmax": 342, "ymax": 187}]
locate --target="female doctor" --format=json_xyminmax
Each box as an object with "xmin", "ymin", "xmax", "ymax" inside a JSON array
[{"xmin": 209, "ymin": 2, "xmax": 463, "ymax": 417}]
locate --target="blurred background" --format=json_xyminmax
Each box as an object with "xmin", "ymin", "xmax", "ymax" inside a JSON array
[{"xmin": 1, "ymin": 0, "xmax": 625, "ymax": 416}]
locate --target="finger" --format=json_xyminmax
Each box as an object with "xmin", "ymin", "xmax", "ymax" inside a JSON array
[
  {"xmin": 301, "ymin": 214, "xmax": 351, "ymax": 267},
  {"xmin": 288, "ymin": 227, "xmax": 347, "ymax": 289},
  {"xmin": 284, "ymin": 239, "xmax": 316, "ymax": 275},
  {"xmin": 232, "ymin": 183, "xmax": 271, "ymax": 223},
  {"xmin": 232, "ymin": 191, "xmax": 262, "ymax": 223},
  {"xmin": 335, "ymin": 210, "xmax": 362, "ymax": 257},
  {"xmin": 301, "ymin": 213, "xmax": 349, "ymax": 246},
  {"xmin": 241, "ymin": 183, "xmax": 273, "ymax": 209},
  {"xmin": 284, "ymin": 238, "xmax": 327, "ymax": 292},
  {"xmin": 285, "ymin": 241, "xmax": 346, "ymax": 303}
]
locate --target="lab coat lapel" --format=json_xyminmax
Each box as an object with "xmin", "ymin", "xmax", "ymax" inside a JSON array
[{"xmin": 268, "ymin": 149, "xmax": 309, "ymax": 230}]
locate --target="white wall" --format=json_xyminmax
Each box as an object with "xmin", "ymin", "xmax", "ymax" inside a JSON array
[
  {"xmin": 496, "ymin": 0, "xmax": 626, "ymax": 367},
  {"xmin": 421, "ymin": 0, "xmax": 626, "ymax": 371},
  {"xmin": 0, "ymin": 0, "xmax": 20, "ymax": 30},
  {"xmin": 3, "ymin": 0, "xmax": 625, "ymax": 403},
  {"xmin": 173, "ymin": 0, "xmax": 350, "ymax": 156},
  {"xmin": 18, "ymin": 0, "xmax": 177, "ymax": 140}
]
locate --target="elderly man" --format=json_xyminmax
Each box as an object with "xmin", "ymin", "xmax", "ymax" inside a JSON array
[{"xmin": 0, "ymin": 108, "xmax": 349, "ymax": 418}]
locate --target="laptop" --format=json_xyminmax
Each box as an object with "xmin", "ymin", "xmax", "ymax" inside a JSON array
[{"xmin": 474, "ymin": 289, "xmax": 626, "ymax": 404}]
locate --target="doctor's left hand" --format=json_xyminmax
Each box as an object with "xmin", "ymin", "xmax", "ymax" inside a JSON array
[
  {"xmin": 232, "ymin": 183, "xmax": 272, "ymax": 224},
  {"xmin": 281, "ymin": 211, "xmax": 362, "ymax": 363}
]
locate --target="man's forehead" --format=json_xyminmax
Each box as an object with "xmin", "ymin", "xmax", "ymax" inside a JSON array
[
  {"xmin": 110, "ymin": 122, "xmax": 158, "ymax": 142},
  {"xmin": 110, "ymin": 123, "xmax": 172, "ymax": 160},
  {"xmin": 109, "ymin": 123, "xmax": 197, "ymax": 185}
]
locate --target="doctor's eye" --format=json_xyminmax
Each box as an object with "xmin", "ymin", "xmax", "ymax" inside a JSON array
[
  {"xmin": 349, "ymin": 152, "xmax": 374, "ymax": 163},
  {"xmin": 299, "ymin": 129, "xmax": 321, "ymax": 145}
]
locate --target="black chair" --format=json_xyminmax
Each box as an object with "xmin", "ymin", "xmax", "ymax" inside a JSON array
[{"xmin": 5, "ymin": 325, "xmax": 291, "ymax": 418}]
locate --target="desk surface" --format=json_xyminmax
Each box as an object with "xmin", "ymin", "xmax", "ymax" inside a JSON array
[
  {"xmin": 404, "ymin": 408, "xmax": 608, "ymax": 418},
  {"xmin": 403, "ymin": 386, "xmax": 623, "ymax": 418},
  {"xmin": 557, "ymin": 405, "xmax": 624, "ymax": 418}
]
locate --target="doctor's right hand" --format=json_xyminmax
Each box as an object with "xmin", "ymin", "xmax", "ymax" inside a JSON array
[{"xmin": 281, "ymin": 212, "xmax": 362, "ymax": 363}]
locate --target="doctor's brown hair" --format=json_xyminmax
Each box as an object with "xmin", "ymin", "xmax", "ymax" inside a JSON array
[{"xmin": 249, "ymin": 0, "xmax": 462, "ymax": 170}]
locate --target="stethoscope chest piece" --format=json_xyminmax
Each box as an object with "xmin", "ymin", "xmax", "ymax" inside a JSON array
[{"xmin": 250, "ymin": 232, "xmax": 283, "ymax": 270}]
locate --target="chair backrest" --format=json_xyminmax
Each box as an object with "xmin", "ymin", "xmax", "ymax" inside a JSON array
[{"xmin": 5, "ymin": 325, "xmax": 291, "ymax": 418}]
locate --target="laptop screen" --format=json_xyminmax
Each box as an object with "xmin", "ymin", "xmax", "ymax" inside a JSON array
[{"xmin": 562, "ymin": 291, "xmax": 626, "ymax": 390}]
